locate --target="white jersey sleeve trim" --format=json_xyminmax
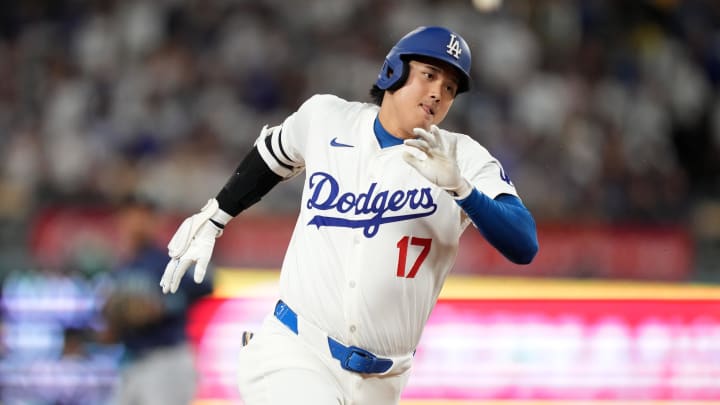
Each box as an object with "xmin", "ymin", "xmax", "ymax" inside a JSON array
[
  {"xmin": 255, "ymin": 125, "xmax": 303, "ymax": 179},
  {"xmin": 453, "ymin": 132, "xmax": 519, "ymax": 199}
]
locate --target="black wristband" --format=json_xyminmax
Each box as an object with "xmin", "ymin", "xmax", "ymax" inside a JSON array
[{"xmin": 215, "ymin": 147, "xmax": 282, "ymax": 216}]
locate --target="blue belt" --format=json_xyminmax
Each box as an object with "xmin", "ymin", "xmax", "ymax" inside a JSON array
[{"xmin": 274, "ymin": 300, "xmax": 393, "ymax": 374}]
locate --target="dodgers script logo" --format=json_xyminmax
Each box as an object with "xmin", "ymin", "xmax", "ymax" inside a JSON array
[{"xmin": 306, "ymin": 172, "xmax": 437, "ymax": 238}]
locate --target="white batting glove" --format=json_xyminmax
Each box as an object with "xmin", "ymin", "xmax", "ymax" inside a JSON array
[
  {"xmin": 403, "ymin": 125, "xmax": 473, "ymax": 199},
  {"xmin": 160, "ymin": 199, "xmax": 223, "ymax": 294}
]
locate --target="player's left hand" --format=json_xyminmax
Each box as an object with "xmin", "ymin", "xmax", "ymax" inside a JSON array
[{"xmin": 403, "ymin": 125, "xmax": 473, "ymax": 199}]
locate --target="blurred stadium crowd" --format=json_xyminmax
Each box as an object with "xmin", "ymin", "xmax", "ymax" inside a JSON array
[
  {"xmin": 1, "ymin": 0, "xmax": 720, "ymax": 403},
  {"xmin": 2, "ymin": 0, "xmax": 719, "ymax": 219}
]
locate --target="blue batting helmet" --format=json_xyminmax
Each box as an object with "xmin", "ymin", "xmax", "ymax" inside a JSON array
[{"xmin": 376, "ymin": 26, "xmax": 472, "ymax": 94}]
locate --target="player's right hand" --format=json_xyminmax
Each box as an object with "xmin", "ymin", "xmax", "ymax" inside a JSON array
[
  {"xmin": 160, "ymin": 199, "xmax": 223, "ymax": 294},
  {"xmin": 403, "ymin": 125, "xmax": 473, "ymax": 199}
]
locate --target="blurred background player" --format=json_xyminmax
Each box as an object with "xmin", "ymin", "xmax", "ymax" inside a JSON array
[
  {"xmin": 98, "ymin": 198, "xmax": 212, "ymax": 405},
  {"xmin": 161, "ymin": 26, "xmax": 537, "ymax": 404}
]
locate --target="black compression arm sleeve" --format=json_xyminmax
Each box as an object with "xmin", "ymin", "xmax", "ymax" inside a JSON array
[{"xmin": 215, "ymin": 147, "xmax": 283, "ymax": 216}]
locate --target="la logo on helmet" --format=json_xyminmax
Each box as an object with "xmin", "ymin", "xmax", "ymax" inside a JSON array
[{"xmin": 446, "ymin": 34, "xmax": 462, "ymax": 59}]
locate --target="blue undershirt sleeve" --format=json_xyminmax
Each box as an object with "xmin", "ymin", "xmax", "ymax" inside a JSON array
[{"xmin": 456, "ymin": 189, "xmax": 539, "ymax": 264}]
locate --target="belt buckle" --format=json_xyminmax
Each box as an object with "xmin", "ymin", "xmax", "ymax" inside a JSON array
[{"xmin": 342, "ymin": 345, "xmax": 392, "ymax": 374}]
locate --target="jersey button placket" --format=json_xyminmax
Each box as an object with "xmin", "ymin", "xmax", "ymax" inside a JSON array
[{"xmin": 344, "ymin": 230, "xmax": 363, "ymax": 344}]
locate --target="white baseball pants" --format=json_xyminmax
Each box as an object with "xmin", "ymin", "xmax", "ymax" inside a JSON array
[{"xmin": 237, "ymin": 315, "xmax": 412, "ymax": 405}]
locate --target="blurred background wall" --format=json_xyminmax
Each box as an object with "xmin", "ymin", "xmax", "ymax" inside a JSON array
[{"xmin": 1, "ymin": 0, "xmax": 720, "ymax": 403}]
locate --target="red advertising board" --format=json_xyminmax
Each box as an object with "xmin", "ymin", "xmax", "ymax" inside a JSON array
[
  {"xmin": 29, "ymin": 208, "xmax": 693, "ymax": 280},
  {"xmin": 187, "ymin": 270, "xmax": 720, "ymax": 404}
]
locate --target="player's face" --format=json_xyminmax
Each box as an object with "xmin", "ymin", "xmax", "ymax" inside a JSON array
[{"xmin": 379, "ymin": 59, "xmax": 459, "ymax": 139}]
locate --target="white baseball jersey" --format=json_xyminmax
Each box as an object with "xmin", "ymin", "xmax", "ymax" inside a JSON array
[{"xmin": 255, "ymin": 94, "xmax": 517, "ymax": 357}]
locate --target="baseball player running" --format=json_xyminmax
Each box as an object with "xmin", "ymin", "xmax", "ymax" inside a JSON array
[{"xmin": 160, "ymin": 26, "xmax": 538, "ymax": 404}]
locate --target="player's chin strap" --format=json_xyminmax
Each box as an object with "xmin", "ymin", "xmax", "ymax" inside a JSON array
[{"xmin": 273, "ymin": 300, "xmax": 409, "ymax": 375}]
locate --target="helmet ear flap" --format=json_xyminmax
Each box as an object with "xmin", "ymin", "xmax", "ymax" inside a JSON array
[
  {"xmin": 385, "ymin": 59, "xmax": 410, "ymax": 92},
  {"xmin": 376, "ymin": 54, "xmax": 409, "ymax": 91}
]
